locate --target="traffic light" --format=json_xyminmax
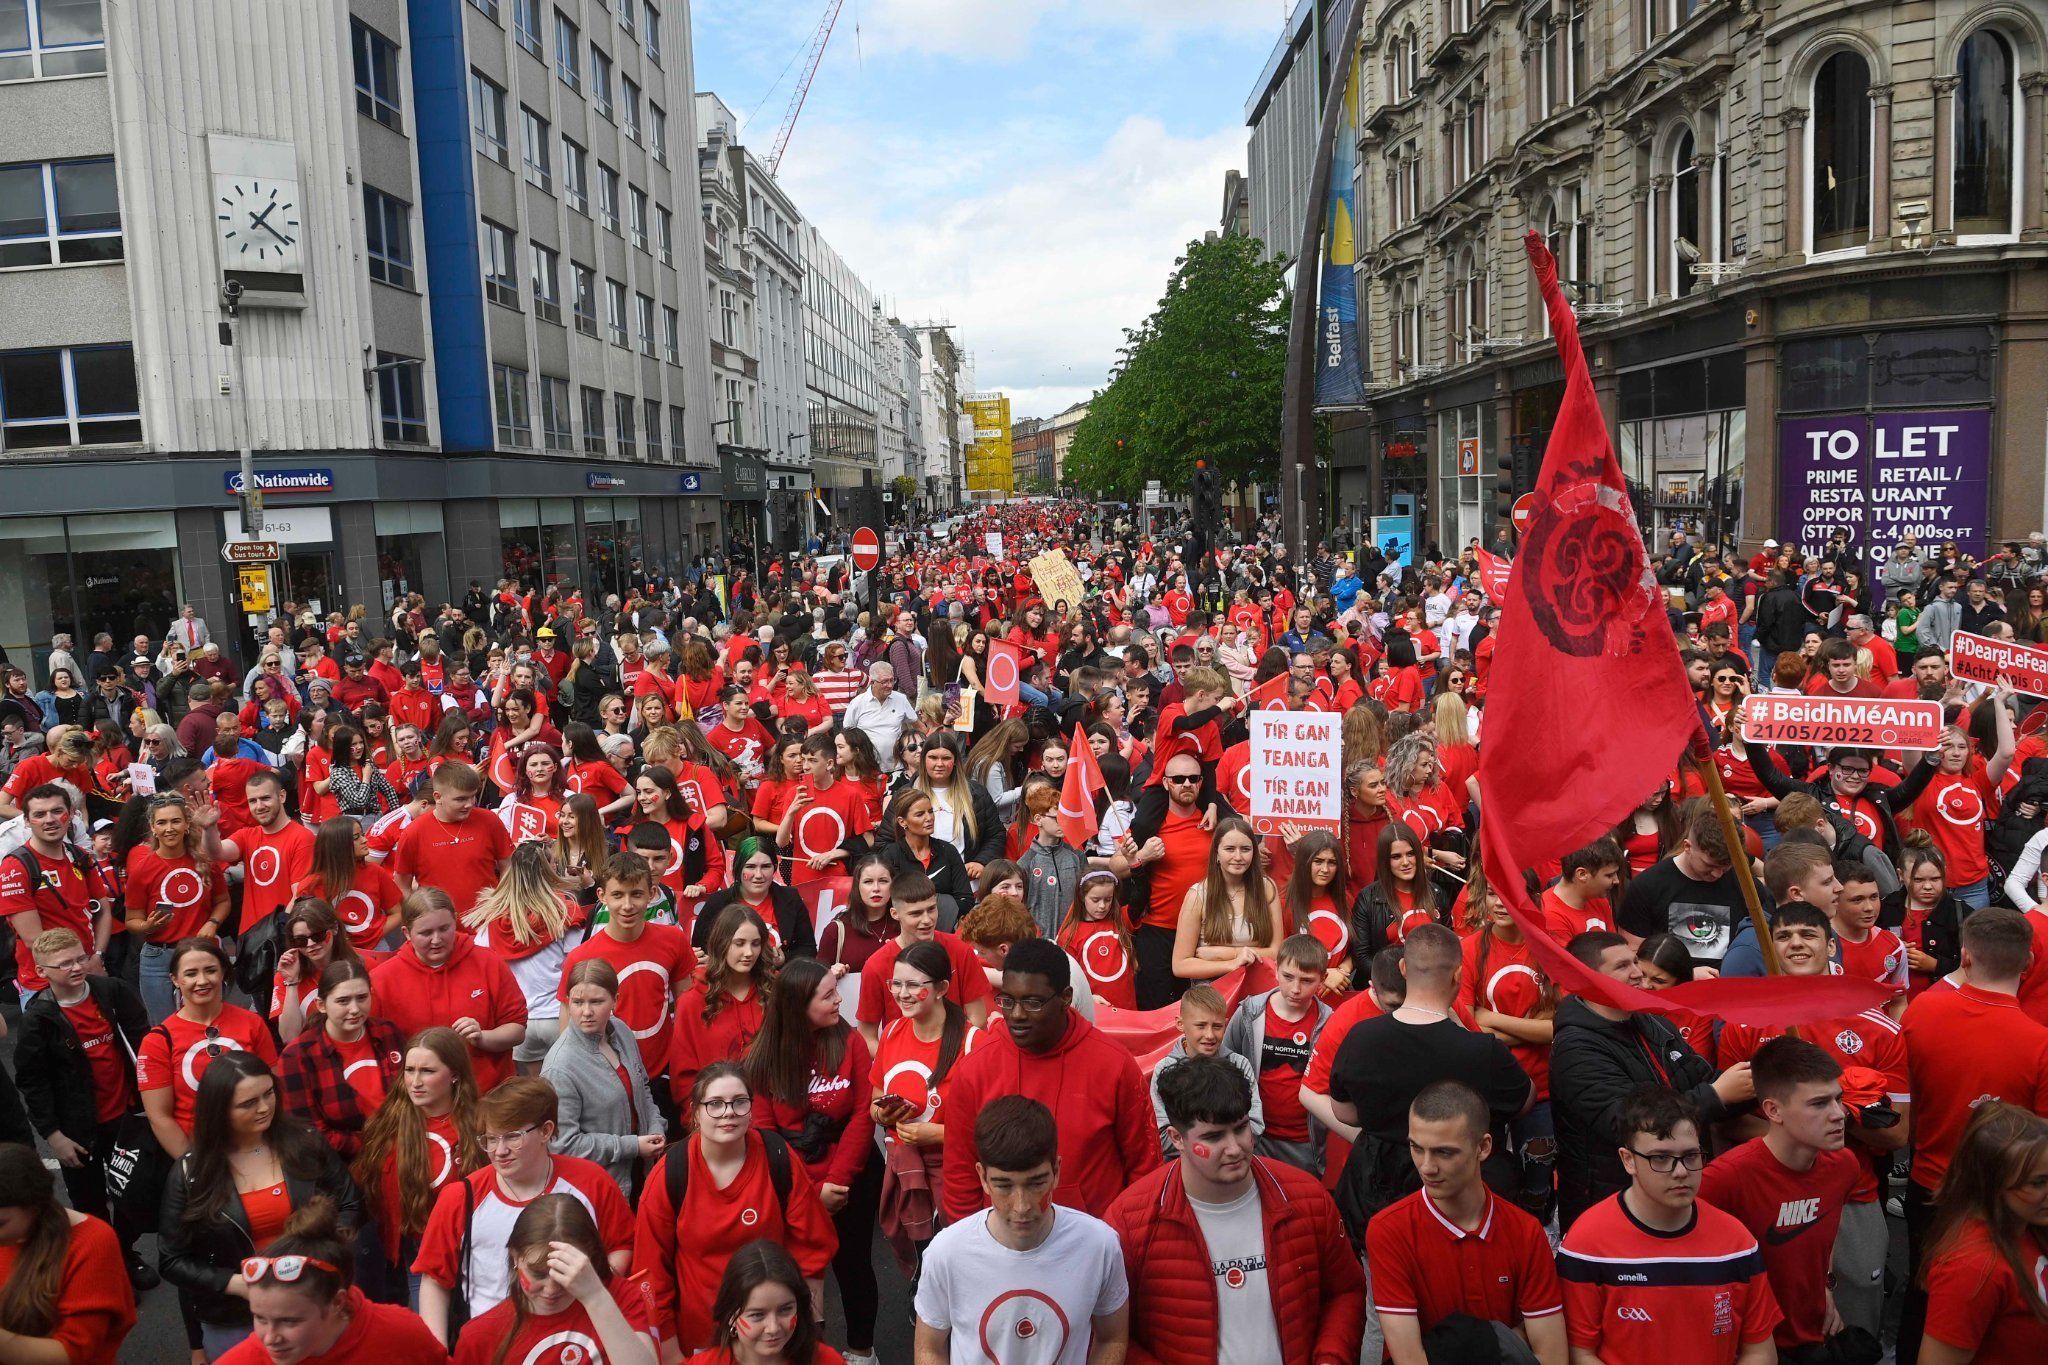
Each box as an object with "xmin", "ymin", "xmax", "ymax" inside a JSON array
[
  {"xmin": 1192, "ymin": 459, "xmax": 1222, "ymax": 559},
  {"xmin": 1493, "ymin": 448, "xmax": 1517, "ymax": 527}
]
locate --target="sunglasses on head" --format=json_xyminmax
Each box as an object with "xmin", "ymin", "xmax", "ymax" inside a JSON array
[{"xmin": 241, "ymin": 1256, "xmax": 338, "ymax": 1285}]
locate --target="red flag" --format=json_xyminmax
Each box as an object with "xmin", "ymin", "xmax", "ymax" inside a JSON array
[
  {"xmin": 985, "ymin": 640, "xmax": 1023, "ymax": 706},
  {"xmin": 1474, "ymin": 547, "xmax": 1511, "ymax": 601},
  {"xmin": 1249, "ymin": 671, "xmax": 1291, "ymax": 710},
  {"xmin": 1473, "ymin": 234, "xmax": 1891, "ymax": 1026},
  {"xmin": 1058, "ymin": 726, "xmax": 1102, "ymax": 848}
]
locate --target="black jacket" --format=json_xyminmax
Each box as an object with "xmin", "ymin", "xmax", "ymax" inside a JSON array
[
  {"xmin": 1752, "ymin": 584, "xmax": 1811, "ymax": 654},
  {"xmin": 1348, "ymin": 875, "xmax": 1464, "ymax": 961},
  {"xmin": 876, "ymin": 831, "xmax": 973, "ymax": 910},
  {"xmin": 1878, "ymin": 887, "xmax": 1963, "ymax": 983},
  {"xmin": 159, "ymin": 1143, "xmax": 363, "ymax": 1325},
  {"xmin": 16, "ymin": 976, "xmax": 147, "ymax": 1142},
  {"xmin": 1550, "ymin": 996, "xmax": 1731, "ymax": 1229},
  {"xmin": 695, "ymin": 883, "xmax": 820, "ymax": 960}
]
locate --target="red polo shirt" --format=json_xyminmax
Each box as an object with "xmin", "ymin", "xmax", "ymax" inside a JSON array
[{"xmin": 1368, "ymin": 1187, "xmax": 1563, "ymax": 1337}]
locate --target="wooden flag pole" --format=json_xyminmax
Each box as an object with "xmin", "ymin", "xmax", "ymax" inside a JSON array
[{"xmin": 1693, "ymin": 753, "xmax": 1786, "ymax": 978}]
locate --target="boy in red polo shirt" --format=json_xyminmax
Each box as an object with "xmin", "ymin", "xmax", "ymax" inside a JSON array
[
  {"xmin": 391, "ymin": 761, "xmax": 512, "ymax": 914},
  {"xmin": 1368, "ymin": 1081, "xmax": 1565, "ymax": 1364}
]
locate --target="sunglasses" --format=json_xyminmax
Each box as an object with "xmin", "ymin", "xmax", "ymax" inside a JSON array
[
  {"xmin": 1164, "ymin": 774, "xmax": 1202, "ymax": 786},
  {"xmin": 242, "ymin": 1255, "xmax": 339, "ymax": 1284}
]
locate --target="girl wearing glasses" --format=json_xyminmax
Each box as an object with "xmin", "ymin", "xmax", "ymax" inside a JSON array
[
  {"xmin": 452, "ymin": 1194, "xmax": 657, "ymax": 1365},
  {"xmin": 160, "ymin": 1053, "xmax": 363, "ymax": 1359},
  {"xmin": 632, "ymin": 1063, "xmax": 837, "ymax": 1358},
  {"xmin": 214, "ymin": 1194, "xmax": 444, "ymax": 1364},
  {"xmin": 352, "ymin": 1028, "xmax": 484, "ymax": 1310},
  {"xmin": 0, "ymin": 1142, "xmax": 136, "ymax": 1364},
  {"xmin": 137, "ymin": 938, "xmax": 283, "ymax": 1161}
]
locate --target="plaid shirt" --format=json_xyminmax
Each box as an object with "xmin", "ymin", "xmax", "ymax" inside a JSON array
[{"xmin": 278, "ymin": 1016, "xmax": 406, "ymax": 1160}]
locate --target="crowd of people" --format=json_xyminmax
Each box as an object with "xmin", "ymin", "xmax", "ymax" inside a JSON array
[{"xmin": 0, "ymin": 497, "xmax": 2042, "ymax": 1364}]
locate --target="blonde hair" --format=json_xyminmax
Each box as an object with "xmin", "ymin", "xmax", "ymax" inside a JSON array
[
  {"xmin": 462, "ymin": 843, "xmax": 573, "ymax": 949},
  {"xmin": 1431, "ymin": 692, "xmax": 1472, "ymax": 748}
]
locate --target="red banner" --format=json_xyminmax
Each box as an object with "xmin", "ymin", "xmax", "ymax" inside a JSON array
[
  {"xmin": 1739, "ymin": 694, "xmax": 1945, "ymax": 749},
  {"xmin": 1475, "ymin": 547, "xmax": 1511, "ymax": 601},
  {"xmin": 985, "ymin": 640, "xmax": 1023, "ymax": 705},
  {"xmin": 1952, "ymin": 630, "xmax": 2048, "ymax": 698},
  {"xmin": 1094, "ymin": 964, "xmax": 1271, "ymax": 1077}
]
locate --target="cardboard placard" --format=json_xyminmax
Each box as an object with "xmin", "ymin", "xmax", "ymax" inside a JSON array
[
  {"xmin": 985, "ymin": 532, "xmax": 1004, "ymax": 558},
  {"xmin": 1247, "ymin": 710, "xmax": 1343, "ymax": 836},
  {"xmin": 1951, "ymin": 630, "xmax": 2048, "ymax": 698},
  {"xmin": 1739, "ymin": 694, "xmax": 1946, "ymax": 749},
  {"xmin": 1028, "ymin": 549, "xmax": 1087, "ymax": 614}
]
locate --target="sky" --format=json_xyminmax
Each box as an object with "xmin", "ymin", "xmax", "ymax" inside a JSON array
[{"xmin": 690, "ymin": 0, "xmax": 1295, "ymax": 421}]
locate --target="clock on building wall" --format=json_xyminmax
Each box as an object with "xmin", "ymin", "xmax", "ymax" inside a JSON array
[{"xmin": 208, "ymin": 134, "xmax": 305, "ymax": 280}]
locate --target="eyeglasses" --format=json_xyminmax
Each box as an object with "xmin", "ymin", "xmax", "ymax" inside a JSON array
[
  {"xmin": 1163, "ymin": 774, "xmax": 1202, "ymax": 786},
  {"xmin": 482, "ymin": 1124, "xmax": 542, "ymax": 1152},
  {"xmin": 241, "ymin": 1255, "xmax": 339, "ymax": 1284},
  {"xmin": 995, "ymin": 993, "xmax": 1057, "ymax": 1015},
  {"xmin": 42, "ymin": 955, "xmax": 89, "ymax": 974},
  {"xmin": 1628, "ymin": 1147, "xmax": 1706, "ymax": 1173},
  {"xmin": 889, "ymin": 977, "xmax": 935, "ymax": 994},
  {"xmin": 699, "ymin": 1096, "xmax": 753, "ymax": 1117},
  {"xmin": 1833, "ymin": 765, "xmax": 1872, "ymax": 778}
]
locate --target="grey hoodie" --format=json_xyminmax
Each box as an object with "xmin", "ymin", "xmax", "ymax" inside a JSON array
[
  {"xmin": 540, "ymin": 1016, "xmax": 659, "ymax": 1194},
  {"xmin": 1149, "ymin": 1040, "xmax": 1264, "ymax": 1158}
]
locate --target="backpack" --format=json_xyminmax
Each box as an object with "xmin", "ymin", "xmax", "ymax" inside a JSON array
[{"xmin": 662, "ymin": 1129, "xmax": 793, "ymax": 1218}]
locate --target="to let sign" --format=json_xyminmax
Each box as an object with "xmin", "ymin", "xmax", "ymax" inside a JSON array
[
  {"xmin": 1248, "ymin": 711, "xmax": 1344, "ymax": 837},
  {"xmin": 1951, "ymin": 630, "xmax": 2048, "ymax": 698},
  {"xmin": 221, "ymin": 540, "xmax": 281, "ymax": 564},
  {"xmin": 1739, "ymin": 694, "xmax": 1945, "ymax": 749}
]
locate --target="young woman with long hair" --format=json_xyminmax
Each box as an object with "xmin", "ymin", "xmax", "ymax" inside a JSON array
[
  {"xmin": 0, "ymin": 1142, "xmax": 135, "ymax": 1363},
  {"xmin": 1919, "ymin": 1102, "xmax": 2048, "ymax": 1362},
  {"xmin": 1280, "ymin": 829, "xmax": 1352, "ymax": 994},
  {"xmin": 625, "ymin": 765, "xmax": 726, "ymax": 918},
  {"xmin": 463, "ymin": 842, "xmax": 586, "ymax": 1072},
  {"xmin": 324, "ymin": 725, "xmax": 400, "ymax": 823},
  {"xmin": 563, "ymin": 722, "xmax": 634, "ymax": 821},
  {"xmin": 1456, "ymin": 865, "xmax": 1557, "ymax": 1208},
  {"xmin": 542, "ymin": 959, "xmax": 665, "ymax": 1197},
  {"xmin": 269, "ymin": 896, "xmax": 372, "ymax": 1041},
  {"xmin": 877, "ymin": 789, "xmax": 971, "ymax": 926},
  {"xmin": 1887, "ymin": 833, "xmax": 1963, "ymax": 997},
  {"xmin": 1341, "ymin": 704, "xmax": 1385, "ymax": 774},
  {"xmin": 294, "ymin": 817, "xmax": 403, "ymax": 954},
  {"xmin": 495, "ymin": 742, "xmax": 566, "ymax": 845},
  {"xmin": 1350, "ymin": 820, "xmax": 1459, "ymax": 958},
  {"xmin": 1609, "ymin": 784, "xmax": 1682, "ymax": 877},
  {"xmin": 1056, "ymin": 869, "xmax": 1135, "ymax": 1009},
  {"xmin": 278, "ymin": 958, "xmax": 406, "ymax": 1160},
  {"xmin": 687, "ymin": 1240, "xmax": 844, "ymax": 1365},
  {"xmin": 123, "ymin": 793, "xmax": 232, "ymax": 1022},
  {"xmin": 745, "ymin": 957, "xmax": 877, "ymax": 1362},
  {"xmin": 698, "ymin": 836, "xmax": 818, "ymax": 960},
  {"xmin": 555, "ymin": 791, "xmax": 614, "ymax": 916},
  {"xmin": 159, "ymin": 1053, "xmax": 362, "ymax": 1357},
  {"xmin": 214, "ymin": 1194, "xmax": 445, "ymax": 1362},
  {"xmin": 868, "ymin": 939, "xmax": 976, "ymax": 1176},
  {"xmin": 752, "ymin": 736, "xmax": 809, "ymax": 839},
  {"xmin": 453, "ymin": 1194, "xmax": 658, "ymax": 1365},
  {"xmin": 352, "ymin": 1028, "xmax": 485, "ymax": 1308},
  {"xmin": 425, "ymin": 712, "xmax": 474, "ymax": 770},
  {"xmin": 668, "ymin": 904, "xmax": 777, "ymax": 1099},
  {"xmin": 833, "ymin": 729, "xmax": 887, "ymax": 825},
  {"xmin": 630, "ymin": 1063, "xmax": 837, "ymax": 1357},
  {"xmin": 1171, "ymin": 816, "xmax": 1284, "ymax": 981},
  {"xmin": 912, "ymin": 733, "xmax": 1002, "ymax": 873},
  {"xmin": 137, "ymin": 937, "xmax": 282, "ymax": 1161},
  {"xmin": 1429, "ymin": 691, "xmax": 1480, "ymax": 805},
  {"xmin": 816, "ymin": 853, "xmax": 894, "ymax": 974},
  {"xmin": 777, "ymin": 669, "xmax": 830, "ymax": 736}
]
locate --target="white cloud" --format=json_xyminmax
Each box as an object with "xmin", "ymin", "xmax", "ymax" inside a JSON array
[
  {"xmin": 861, "ymin": 0, "xmax": 1276, "ymax": 60},
  {"xmin": 780, "ymin": 115, "xmax": 1243, "ymax": 422}
]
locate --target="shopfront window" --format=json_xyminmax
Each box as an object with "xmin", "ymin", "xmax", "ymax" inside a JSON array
[
  {"xmin": 375, "ymin": 502, "xmax": 446, "ymax": 612},
  {"xmin": 0, "ymin": 517, "xmax": 68, "ymax": 685},
  {"xmin": 60, "ymin": 511, "xmax": 183, "ymax": 655},
  {"xmin": 540, "ymin": 498, "xmax": 578, "ymax": 588},
  {"xmin": 584, "ymin": 497, "xmax": 616, "ymax": 597},
  {"xmin": 499, "ymin": 500, "xmax": 541, "ymax": 586},
  {"xmin": 1617, "ymin": 352, "xmax": 1745, "ymax": 547}
]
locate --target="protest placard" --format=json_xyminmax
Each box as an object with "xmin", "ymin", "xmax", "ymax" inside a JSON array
[
  {"xmin": 1951, "ymin": 630, "xmax": 2048, "ymax": 698},
  {"xmin": 1028, "ymin": 549, "xmax": 1087, "ymax": 612},
  {"xmin": 1248, "ymin": 710, "xmax": 1343, "ymax": 837},
  {"xmin": 1739, "ymin": 694, "xmax": 1945, "ymax": 749}
]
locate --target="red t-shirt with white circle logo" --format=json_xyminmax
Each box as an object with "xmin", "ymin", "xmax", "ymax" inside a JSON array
[
  {"xmin": 295, "ymin": 860, "xmax": 404, "ymax": 952},
  {"xmin": 1910, "ymin": 762, "xmax": 1996, "ymax": 887},
  {"xmin": 0, "ymin": 845, "xmax": 109, "ymax": 992},
  {"xmin": 870, "ymin": 1015, "xmax": 984, "ymax": 1133},
  {"xmin": 233, "ymin": 819, "xmax": 315, "ymax": 933},
  {"xmin": 135, "ymin": 1004, "xmax": 281, "ymax": 1134},
  {"xmin": 122, "ymin": 847, "xmax": 230, "ymax": 943},
  {"xmin": 1059, "ymin": 922, "xmax": 1136, "ymax": 1010},
  {"xmin": 452, "ymin": 1280, "xmax": 657, "ymax": 1365}
]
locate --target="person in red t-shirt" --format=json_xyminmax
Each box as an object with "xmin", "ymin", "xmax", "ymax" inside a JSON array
[
  {"xmin": 776, "ymin": 735, "xmax": 875, "ymax": 886},
  {"xmin": 683, "ymin": 1240, "xmax": 849, "ymax": 1365},
  {"xmin": 0, "ymin": 783, "xmax": 112, "ymax": 998},
  {"xmin": 853, "ymin": 873, "xmax": 992, "ymax": 1052},
  {"xmin": 0, "ymin": 1145, "xmax": 135, "ymax": 1365},
  {"xmin": 136, "ymin": 938, "xmax": 281, "ymax": 1156},
  {"xmin": 1125, "ymin": 752, "xmax": 1215, "ymax": 1010},
  {"xmin": 704, "ymin": 687, "xmax": 777, "ymax": 796},
  {"xmin": 123, "ymin": 793, "xmax": 232, "ymax": 1022},
  {"xmin": 1699, "ymin": 1037, "xmax": 1864, "ymax": 1354},
  {"xmin": 451, "ymin": 1192, "xmax": 660, "ymax": 1365},
  {"xmin": 1919, "ymin": 1101, "xmax": 2048, "ymax": 1365},
  {"xmin": 220, "ymin": 1197, "xmax": 445, "ymax": 1365},
  {"xmin": 560, "ymin": 857, "xmax": 695, "ymax": 1095},
  {"xmin": 391, "ymin": 762, "xmax": 513, "ymax": 916},
  {"xmin": 1903, "ymin": 694, "xmax": 2015, "ymax": 908},
  {"xmin": 229, "ymin": 771, "xmax": 316, "ymax": 934},
  {"xmin": 1539, "ymin": 839, "xmax": 1623, "ymax": 943}
]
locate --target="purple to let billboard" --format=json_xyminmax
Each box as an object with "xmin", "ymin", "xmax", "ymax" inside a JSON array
[{"xmin": 1777, "ymin": 409, "xmax": 1991, "ymax": 567}]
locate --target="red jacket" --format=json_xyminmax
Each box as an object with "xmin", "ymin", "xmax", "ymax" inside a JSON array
[
  {"xmin": 940, "ymin": 1012, "xmax": 1157, "ymax": 1221},
  {"xmin": 1105, "ymin": 1158, "xmax": 1367, "ymax": 1365},
  {"xmin": 370, "ymin": 934, "xmax": 528, "ymax": 1092}
]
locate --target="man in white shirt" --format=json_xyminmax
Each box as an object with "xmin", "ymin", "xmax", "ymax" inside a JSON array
[
  {"xmin": 842, "ymin": 662, "xmax": 918, "ymax": 772},
  {"xmin": 914, "ymin": 1095, "xmax": 1130, "ymax": 1365}
]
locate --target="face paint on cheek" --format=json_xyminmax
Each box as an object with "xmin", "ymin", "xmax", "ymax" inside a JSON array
[
  {"xmin": 733, "ymin": 1315, "xmax": 763, "ymax": 1340},
  {"xmin": 516, "ymin": 1265, "xmax": 546, "ymax": 1294},
  {"xmin": 912, "ymin": 987, "xmax": 930, "ymax": 1003},
  {"xmin": 1191, "ymin": 1142, "xmax": 1214, "ymax": 1160}
]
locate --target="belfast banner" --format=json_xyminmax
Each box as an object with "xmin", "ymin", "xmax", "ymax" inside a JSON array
[{"xmin": 1314, "ymin": 52, "xmax": 1367, "ymax": 407}]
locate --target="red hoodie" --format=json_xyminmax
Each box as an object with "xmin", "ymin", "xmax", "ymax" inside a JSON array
[
  {"xmin": 370, "ymin": 933, "xmax": 528, "ymax": 1091},
  {"xmin": 940, "ymin": 1011, "xmax": 1159, "ymax": 1221},
  {"xmin": 751, "ymin": 1030, "xmax": 877, "ymax": 1189}
]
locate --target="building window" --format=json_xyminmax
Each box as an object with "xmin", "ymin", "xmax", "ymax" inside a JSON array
[
  {"xmin": 629, "ymin": 187, "xmax": 648, "ymax": 249},
  {"xmin": 553, "ymin": 10, "xmax": 579, "ymax": 89},
  {"xmin": 725, "ymin": 379, "xmax": 744, "ymax": 445},
  {"xmin": 581, "ymin": 385, "xmax": 606, "ymax": 454},
  {"xmin": 468, "ymin": 0, "xmax": 499, "ymax": 19},
  {"xmin": 656, "ymin": 206, "xmax": 673, "ymax": 264},
  {"xmin": 644, "ymin": 399, "xmax": 660, "ymax": 456},
  {"xmin": 663, "ymin": 304, "xmax": 680, "ymax": 363},
  {"xmin": 598, "ymin": 164, "xmax": 619, "ymax": 232},
  {"xmin": 561, "ymin": 137, "xmax": 588, "ymax": 212},
  {"xmin": 530, "ymin": 242, "xmax": 561, "ymax": 322},
  {"xmin": 644, "ymin": 2, "xmax": 661, "ymax": 63},
  {"xmin": 352, "ymin": 20, "xmax": 401, "ymax": 127},
  {"xmin": 615, "ymin": 393, "xmax": 637, "ymax": 459},
  {"xmin": 1811, "ymin": 50, "xmax": 1872, "ymax": 254},
  {"xmin": 362, "ymin": 186, "xmax": 413, "ymax": 288},
  {"xmin": 520, "ymin": 107, "xmax": 551, "ymax": 191},
  {"xmin": 512, "ymin": 0, "xmax": 541, "ymax": 57},
  {"xmin": 0, "ymin": 343, "xmax": 137, "ymax": 449},
  {"xmin": 470, "ymin": 70, "xmax": 508, "ymax": 165},
  {"xmin": 572, "ymin": 262, "xmax": 597, "ymax": 336},
  {"xmin": 0, "ymin": 158, "xmax": 119, "ymax": 267},
  {"xmin": 1567, "ymin": 7, "xmax": 1586, "ymax": 102},
  {"xmin": 493, "ymin": 364, "xmax": 532, "ymax": 446},
  {"xmin": 636, "ymin": 293, "xmax": 656, "ymax": 356},
  {"xmin": 720, "ymin": 289, "xmax": 736, "ymax": 346},
  {"xmin": 1955, "ymin": 29, "xmax": 2017, "ymax": 237},
  {"xmin": 1672, "ymin": 128, "xmax": 1701, "ymax": 296},
  {"xmin": 376, "ymin": 350, "xmax": 426, "ymax": 443},
  {"xmin": 539, "ymin": 375, "xmax": 572, "ymax": 450},
  {"xmin": 619, "ymin": 0, "xmax": 636, "ymax": 36},
  {"xmin": 0, "ymin": 0, "xmax": 107, "ymax": 81},
  {"xmin": 605, "ymin": 278, "xmax": 627, "ymax": 346},
  {"xmin": 669, "ymin": 403, "xmax": 685, "ymax": 461},
  {"xmin": 589, "ymin": 42, "xmax": 612, "ymax": 118},
  {"xmin": 621, "ymin": 77, "xmax": 641, "ymax": 141},
  {"xmin": 649, "ymin": 103, "xmax": 667, "ymax": 163},
  {"xmin": 480, "ymin": 219, "xmax": 518, "ymax": 308}
]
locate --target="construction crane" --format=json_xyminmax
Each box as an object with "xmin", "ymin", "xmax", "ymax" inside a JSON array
[{"xmin": 767, "ymin": 0, "xmax": 846, "ymax": 175}]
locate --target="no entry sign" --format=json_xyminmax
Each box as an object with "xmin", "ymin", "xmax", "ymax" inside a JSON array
[
  {"xmin": 1247, "ymin": 711, "xmax": 1343, "ymax": 837},
  {"xmin": 1739, "ymin": 694, "xmax": 1945, "ymax": 749},
  {"xmin": 1952, "ymin": 630, "xmax": 2048, "ymax": 698},
  {"xmin": 850, "ymin": 527, "xmax": 882, "ymax": 572},
  {"xmin": 1511, "ymin": 493, "xmax": 1536, "ymax": 533}
]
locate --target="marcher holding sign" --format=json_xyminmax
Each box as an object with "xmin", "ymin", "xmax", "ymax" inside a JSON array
[
  {"xmin": 1951, "ymin": 630, "xmax": 2048, "ymax": 698},
  {"xmin": 1028, "ymin": 548, "xmax": 1087, "ymax": 614},
  {"xmin": 1247, "ymin": 711, "xmax": 1344, "ymax": 837},
  {"xmin": 985, "ymin": 532, "xmax": 1003, "ymax": 558},
  {"xmin": 1740, "ymin": 694, "xmax": 1946, "ymax": 749}
]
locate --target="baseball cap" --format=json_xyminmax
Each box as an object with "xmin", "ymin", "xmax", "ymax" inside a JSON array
[
  {"xmin": 536, "ymin": 627, "xmax": 556, "ymax": 638},
  {"xmin": 1761, "ymin": 539, "xmax": 1778, "ymax": 548},
  {"xmin": 91, "ymin": 819, "xmax": 114, "ymax": 833}
]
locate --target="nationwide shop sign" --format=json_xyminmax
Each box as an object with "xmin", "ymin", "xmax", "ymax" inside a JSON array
[
  {"xmin": 1739, "ymin": 694, "xmax": 1945, "ymax": 749},
  {"xmin": 1777, "ymin": 409, "xmax": 1991, "ymax": 568},
  {"xmin": 1248, "ymin": 711, "xmax": 1343, "ymax": 837},
  {"xmin": 1951, "ymin": 630, "xmax": 2048, "ymax": 698}
]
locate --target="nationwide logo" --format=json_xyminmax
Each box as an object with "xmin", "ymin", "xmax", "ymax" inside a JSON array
[{"xmin": 224, "ymin": 468, "xmax": 335, "ymax": 495}]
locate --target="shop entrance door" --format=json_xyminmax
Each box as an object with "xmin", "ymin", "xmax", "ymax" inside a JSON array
[{"xmin": 280, "ymin": 547, "xmax": 336, "ymax": 620}]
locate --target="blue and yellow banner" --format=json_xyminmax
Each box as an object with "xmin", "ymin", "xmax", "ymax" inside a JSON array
[{"xmin": 1315, "ymin": 53, "xmax": 1367, "ymax": 407}]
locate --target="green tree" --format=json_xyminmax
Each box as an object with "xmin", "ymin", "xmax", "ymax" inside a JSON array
[{"xmin": 1066, "ymin": 233, "xmax": 1311, "ymax": 499}]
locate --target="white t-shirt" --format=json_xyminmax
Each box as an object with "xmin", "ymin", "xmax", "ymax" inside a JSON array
[
  {"xmin": 1191, "ymin": 1183, "xmax": 1283, "ymax": 1365},
  {"xmin": 914, "ymin": 1205, "xmax": 1130, "ymax": 1365}
]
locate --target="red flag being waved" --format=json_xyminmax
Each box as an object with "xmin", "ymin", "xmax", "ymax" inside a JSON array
[
  {"xmin": 1474, "ymin": 234, "xmax": 1889, "ymax": 1027},
  {"xmin": 1059, "ymin": 727, "xmax": 1102, "ymax": 848},
  {"xmin": 1474, "ymin": 547, "xmax": 1512, "ymax": 602}
]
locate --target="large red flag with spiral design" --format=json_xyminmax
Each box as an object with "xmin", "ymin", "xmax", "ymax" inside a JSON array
[{"xmin": 1475, "ymin": 234, "xmax": 1888, "ymax": 1026}]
